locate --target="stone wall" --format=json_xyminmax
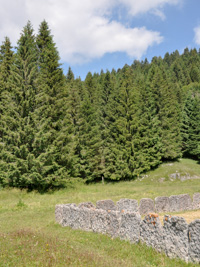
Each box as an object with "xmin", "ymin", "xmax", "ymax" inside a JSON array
[{"xmin": 55, "ymin": 193, "xmax": 200, "ymax": 264}]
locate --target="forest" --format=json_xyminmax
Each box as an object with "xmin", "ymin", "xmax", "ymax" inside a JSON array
[{"xmin": 0, "ymin": 21, "xmax": 199, "ymax": 191}]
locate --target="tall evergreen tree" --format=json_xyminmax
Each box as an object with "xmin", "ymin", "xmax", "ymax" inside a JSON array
[
  {"xmin": 0, "ymin": 37, "xmax": 15, "ymax": 186},
  {"xmin": 33, "ymin": 20, "xmax": 69, "ymax": 190},
  {"xmin": 181, "ymin": 84, "xmax": 200, "ymax": 159},
  {"xmin": 0, "ymin": 22, "xmax": 38, "ymax": 188},
  {"xmin": 132, "ymin": 65, "xmax": 163, "ymax": 174}
]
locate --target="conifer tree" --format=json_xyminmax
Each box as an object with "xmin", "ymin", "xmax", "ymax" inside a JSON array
[
  {"xmin": 109, "ymin": 65, "xmax": 139, "ymax": 180},
  {"xmin": 77, "ymin": 72, "xmax": 101, "ymax": 180},
  {"xmin": 0, "ymin": 22, "xmax": 38, "ymax": 188},
  {"xmin": 33, "ymin": 20, "xmax": 69, "ymax": 190},
  {"xmin": 181, "ymin": 84, "xmax": 200, "ymax": 159},
  {"xmin": 0, "ymin": 37, "xmax": 15, "ymax": 186},
  {"xmin": 152, "ymin": 65, "xmax": 182, "ymax": 160},
  {"xmin": 132, "ymin": 65, "xmax": 163, "ymax": 174}
]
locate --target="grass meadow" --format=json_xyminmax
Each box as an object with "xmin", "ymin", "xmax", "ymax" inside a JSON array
[{"xmin": 0, "ymin": 158, "xmax": 200, "ymax": 266}]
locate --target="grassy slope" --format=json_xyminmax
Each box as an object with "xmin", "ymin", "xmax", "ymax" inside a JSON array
[{"xmin": 0, "ymin": 158, "xmax": 200, "ymax": 266}]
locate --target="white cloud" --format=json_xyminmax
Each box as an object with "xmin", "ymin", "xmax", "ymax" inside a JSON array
[
  {"xmin": 0, "ymin": 0, "xmax": 181, "ymax": 64},
  {"xmin": 118, "ymin": 0, "xmax": 181, "ymax": 17},
  {"xmin": 194, "ymin": 26, "xmax": 200, "ymax": 45}
]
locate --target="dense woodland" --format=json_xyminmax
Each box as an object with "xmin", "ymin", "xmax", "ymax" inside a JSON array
[{"xmin": 0, "ymin": 21, "xmax": 199, "ymax": 191}]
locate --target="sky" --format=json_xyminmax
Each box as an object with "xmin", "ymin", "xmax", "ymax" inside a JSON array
[{"xmin": 0, "ymin": 0, "xmax": 200, "ymax": 80}]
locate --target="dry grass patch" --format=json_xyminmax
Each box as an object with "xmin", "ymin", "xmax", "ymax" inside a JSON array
[{"xmin": 159, "ymin": 210, "xmax": 200, "ymax": 225}]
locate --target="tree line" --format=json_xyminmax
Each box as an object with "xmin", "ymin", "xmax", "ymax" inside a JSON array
[{"xmin": 0, "ymin": 21, "xmax": 199, "ymax": 191}]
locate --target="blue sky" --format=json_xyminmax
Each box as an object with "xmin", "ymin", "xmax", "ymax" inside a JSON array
[{"xmin": 0, "ymin": 0, "xmax": 200, "ymax": 80}]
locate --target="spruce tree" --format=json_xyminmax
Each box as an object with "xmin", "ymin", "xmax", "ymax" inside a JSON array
[
  {"xmin": 0, "ymin": 37, "xmax": 15, "ymax": 186},
  {"xmin": 0, "ymin": 22, "xmax": 38, "ymax": 188},
  {"xmin": 132, "ymin": 65, "xmax": 163, "ymax": 174},
  {"xmin": 33, "ymin": 20, "xmax": 69, "ymax": 190},
  {"xmin": 109, "ymin": 65, "xmax": 139, "ymax": 180},
  {"xmin": 181, "ymin": 84, "xmax": 200, "ymax": 159},
  {"xmin": 77, "ymin": 72, "xmax": 101, "ymax": 181}
]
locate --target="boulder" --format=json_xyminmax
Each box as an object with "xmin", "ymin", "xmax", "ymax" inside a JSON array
[
  {"xmin": 96, "ymin": 199, "xmax": 116, "ymax": 211},
  {"xmin": 155, "ymin": 196, "xmax": 170, "ymax": 213},
  {"xmin": 90, "ymin": 208, "xmax": 120, "ymax": 236},
  {"xmin": 163, "ymin": 215, "xmax": 189, "ymax": 262},
  {"xmin": 116, "ymin": 198, "xmax": 138, "ymax": 213},
  {"xmin": 188, "ymin": 219, "xmax": 200, "ymax": 263},
  {"xmin": 139, "ymin": 198, "xmax": 155, "ymax": 215},
  {"xmin": 169, "ymin": 194, "xmax": 192, "ymax": 212},
  {"xmin": 140, "ymin": 213, "xmax": 165, "ymax": 252},
  {"xmin": 193, "ymin": 193, "xmax": 200, "ymax": 210},
  {"xmin": 118, "ymin": 211, "xmax": 141, "ymax": 243}
]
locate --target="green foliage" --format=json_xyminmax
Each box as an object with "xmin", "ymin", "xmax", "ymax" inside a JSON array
[
  {"xmin": 181, "ymin": 84, "xmax": 200, "ymax": 159},
  {"xmin": 0, "ymin": 21, "xmax": 199, "ymax": 190}
]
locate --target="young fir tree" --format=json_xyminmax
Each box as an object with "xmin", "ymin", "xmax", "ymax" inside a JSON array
[{"xmin": 33, "ymin": 20, "xmax": 70, "ymax": 190}]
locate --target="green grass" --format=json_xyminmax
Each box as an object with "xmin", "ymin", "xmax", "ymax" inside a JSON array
[{"xmin": 0, "ymin": 158, "xmax": 200, "ymax": 266}]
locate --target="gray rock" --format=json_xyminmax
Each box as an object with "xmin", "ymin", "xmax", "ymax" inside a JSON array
[
  {"xmin": 78, "ymin": 202, "xmax": 95, "ymax": 209},
  {"xmin": 170, "ymin": 173, "xmax": 180, "ymax": 180},
  {"xmin": 139, "ymin": 198, "xmax": 155, "ymax": 215},
  {"xmin": 116, "ymin": 198, "xmax": 138, "ymax": 213},
  {"xmin": 169, "ymin": 194, "xmax": 192, "ymax": 212},
  {"xmin": 169, "ymin": 195, "xmax": 179, "ymax": 212},
  {"xmin": 188, "ymin": 219, "xmax": 200, "ymax": 263},
  {"xmin": 140, "ymin": 213, "xmax": 165, "ymax": 252},
  {"xmin": 106, "ymin": 210, "xmax": 121, "ymax": 237},
  {"xmin": 169, "ymin": 173, "xmax": 191, "ymax": 181},
  {"xmin": 155, "ymin": 196, "xmax": 170, "ymax": 213},
  {"xmin": 96, "ymin": 199, "xmax": 116, "ymax": 211},
  {"xmin": 180, "ymin": 173, "xmax": 191, "ymax": 181},
  {"xmin": 56, "ymin": 203, "xmax": 77, "ymax": 225},
  {"xmin": 163, "ymin": 215, "xmax": 189, "ymax": 262},
  {"xmin": 118, "ymin": 211, "xmax": 141, "ymax": 243},
  {"xmin": 193, "ymin": 193, "xmax": 200, "ymax": 210},
  {"xmin": 62, "ymin": 205, "xmax": 92, "ymax": 231},
  {"xmin": 90, "ymin": 208, "xmax": 120, "ymax": 236}
]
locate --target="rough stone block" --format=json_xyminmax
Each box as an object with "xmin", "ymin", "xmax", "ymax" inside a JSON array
[
  {"xmin": 116, "ymin": 198, "xmax": 138, "ymax": 212},
  {"xmin": 193, "ymin": 193, "xmax": 200, "ymax": 210},
  {"xmin": 163, "ymin": 215, "xmax": 189, "ymax": 262},
  {"xmin": 96, "ymin": 199, "xmax": 116, "ymax": 211},
  {"xmin": 139, "ymin": 198, "xmax": 155, "ymax": 215},
  {"xmin": 106, "ymin": 210, "xmax": 121, "ymax": 237},
  {"xmin": 90, "ymin": 208, "xmax": 111, "ymax": 234},
  {"xmin": 118, "ymin": 212, "xmax": 141, "ymax": 243},
  {"xmin": 90, "ymin": 209, "xmax": 121, "ymax": 237},
  {"xmin": 140, "ymin": 213, "xmax": 165, "ymax": 252},
  {"xmin": 78, "ymin": 202, "xmax": 95, "ymax": 209},
  {"xmin": 56, "ymin": 203, "xmax": 77, "ymax": 225},
  {"xmin": 188, "ymin": 219, "xmax": 200, "ymax": 263},
  {"xmin": 169, "ymin": 194, "xmax": 192, "ymax": 212},
  {"xmin": 155, "ymin": 196, "xmax": 170, "ymax": 213},
  {"xmin": 62, "ymin": 205, "xmax": 92, "ymax": 231}
]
